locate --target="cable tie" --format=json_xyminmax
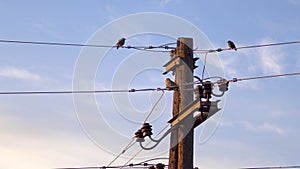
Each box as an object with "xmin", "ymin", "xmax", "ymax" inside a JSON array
[
  {"xmin": 129, "ymin": 89, "xmax": 136, "ymax": 92},
  {"xmin": 216, "ymin": 48, "xmax": 223, "ymax": 52}
]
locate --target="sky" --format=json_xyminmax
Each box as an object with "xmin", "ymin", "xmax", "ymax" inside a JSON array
[{"xmin": 0, "ymin": 0, "xmax": 300, "ymax": 169}]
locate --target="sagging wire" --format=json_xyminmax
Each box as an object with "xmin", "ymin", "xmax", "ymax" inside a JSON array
[
  {"xmin": 106, "ymin": 89, "xmax": 170, "ymax": 167},
  {"xmin": 201, "ymin": 52, "xmax": 208, "ymax": 80},
  {"xmin": 107, "ymin": 138, "xmax": 136, "ymax": 167},
  {"xmin": 194, "ymin": 40, "xmax": 300, "ymax": 54},
  {"xmin": 143, "ymin": 90, "xmax": 165, "ymax": 123},
  {"xmin": 0, "ymin": 39, "xmax": 175, "ymax": 53},
  {"xmin": 123, "ymin": 124, "xmax": 170, "ymax": 167},
  {"xmin": 241, "ymin": 165, "xmax": 300, "ymax": 169},
  {"xmin": 227, "ymin": 72, "xmax": 300, "ymax": 83},
  {"xmin": 2, "ymin": 39, "xmax": 300, "ymax": 54},
  {"xmin": 0, "ymin": 88, "xmax": 167, "ymax": 95}
]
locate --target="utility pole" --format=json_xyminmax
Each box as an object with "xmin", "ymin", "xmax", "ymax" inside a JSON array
[{"xmin": 165, "ymin": 37, "xmax": 194, "ymax": 169}]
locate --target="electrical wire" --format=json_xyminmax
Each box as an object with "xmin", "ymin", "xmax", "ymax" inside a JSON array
[
  {"xmin": 1, "ymin": 39, "xmax": 300, "ymax": 54},
  {"xmin": 1, "ymin": 71, "xmax": 300, "ymax": 96},
  {"xmin": 143, "ymin": 90, "xmax": 165, "ymax": 123},
  {"xmin": 107, "ymin": 138, "xmax": 136, "ymax": 167},
  {"xmin": 1, "ymin": 71, "xmax": 299, "ymax": 96},
  {"xmin": 107, "ymin": 90, "xmax": 167, "ymax": 168},
  {"xmin": 241, "ymin": 165, "xmax": 300, "ymax": 169},
  {"xmin": 0, "ymin": 88, "xmax": 167, "ymax": 95},
  {"xmin": 228, "ymin": 72, "xmax": 300, "ymax": 83},
  {"xmin": 137, "ymin": 157, "xmax": 169, "ymax": 164},
  {"xmin": 0, "ymin": 39, "xmax": 174, "ymax": 52},
  {"xmin": 122, "ymin": 124, "xmax": 170, "ymax": 167},
  {"xmin": 57, "ymin": 162, "xmax": 168, "ymax": 169},
  {"xmin": 194, "ymin": 40, "xmax": 300, "ymax": 54},
  {"xmin": 4, "ymin": 38, "xmax": 300, "ymax": 169},
  {"xmin": 106, "ymin": 88, "xmax": 166, "ymax": 167},
  {"xmin": 201, "ymin": 53, "xmax": 208, "ymax": 80},
  {"xmin": 0, "ymin": 39, "xmax": 114, "ymax": 48}
]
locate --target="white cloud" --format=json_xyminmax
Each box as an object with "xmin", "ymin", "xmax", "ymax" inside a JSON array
[
  {"xmin": 219, "ymin": 49, "xmax": 261, "ymax": 90},
  {"xmin": 0, "ymin": 132, "xmax": 107, "ymax": 169},
  {"xmin": 221, "ymin": 38, "xmax": 287, "ymax": 76},
  {"xmin": 0, "ymin": 105, "xmax": 114, "ymax": 169},
  {"xmin": 258, "ymin": 123, "xmax": 285, "ymax": 135},
  {"xmin": 218, "ymin": 38, "xmax": 289, "ymax": 90},
  {"xmin": 0, "ymin": 66, "xmax": 41, "ymax": 81},
  {"xmin": 258, "ymin": 39, "xmax": 285, "ymax": 75},
  {"xmin": 221, "ymin": 120, "xmax": 286, "ymax": 135},
  {"xmin": 160, "ymin": 0, "xmax": 173, "ymax": 7}
]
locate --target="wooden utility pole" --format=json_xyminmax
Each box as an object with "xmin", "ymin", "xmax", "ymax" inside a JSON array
[
  {"xmin": 168, "ymin": 88, "xmax": 179, "ymax": 169},
  {"xmin": 165, "ymin": 37, "xmax": 194, "ymax": 169}
]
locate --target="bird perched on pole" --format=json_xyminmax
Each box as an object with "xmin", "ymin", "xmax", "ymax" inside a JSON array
[
  {"xmin": 165, "ymin": 78, "xmax": 178, "ymax": 90},
  {"xmin": 227, "ymin": 40, "xmax": 237, "ymax": 51},
  {"xmin": 116, "ymin": 37, "xmax": 126, "ymax": 49}
]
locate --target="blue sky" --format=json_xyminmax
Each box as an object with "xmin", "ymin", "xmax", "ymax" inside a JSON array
[{"xmin": 0, "ymin": 0, "xmax": 300, "ymax": 169}]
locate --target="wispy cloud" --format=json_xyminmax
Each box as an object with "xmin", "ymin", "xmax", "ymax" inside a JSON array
[
  {"xmin": 258, "ymin": 39, "xmax": 285, "ymax": 75},
  {"xmin": 0, "ymin": 66, "xmax": 41, "ymax": 81},
  {"xmin": 257, "ymin": 122, "xmax": 285, "ymax": 135},
  {"xmin": 160, "ymin": 0, "xmax": 173, "ymax": 7},
  {"xmin": 219, "ymin": 38, "xmax": 288, "ymax": 90},
  {"xmin": 220, "ymin": 48, "xmax": 261, "ymax": 90},
  {"xmin": 221, "ymin": 120, "xmax": 286, "ymax": 135}
]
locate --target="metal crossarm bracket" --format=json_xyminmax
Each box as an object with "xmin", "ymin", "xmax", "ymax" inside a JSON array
[
  {"xmin": 163, "ymin": 56, "xmax": 182, "ymax": 75},
  {"xmin": 168, "ymin": 100, "xmax": 201, "ymax": 127}
]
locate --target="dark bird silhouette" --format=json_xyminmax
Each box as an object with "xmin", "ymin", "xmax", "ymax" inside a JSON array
[
  {"xmin": 165, "ymin": 78, "xmax": 178, "ymax": 90},
  {"xmin": 116, "ymin": 38, "xmax": 126, "ymax": 49},
  {"xmin": 227, "ymin": 40, "xmax": 237, "ymax": 51}
]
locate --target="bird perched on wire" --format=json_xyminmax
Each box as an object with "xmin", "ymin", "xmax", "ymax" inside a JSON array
[
  {"xmin": 165, "ymin": 78, "xmax": 178, "ymax": 90},
  {"xmin": 116, "ymin": 37, "xmax": 126, "ymax": 49},
  {"xmin": 227, "ymin": 40, "xmax": 237, "ymax": 51}
]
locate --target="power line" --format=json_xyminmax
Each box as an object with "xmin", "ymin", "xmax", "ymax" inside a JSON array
[
  {"xmin": 1, "ymin": 39, "xmax": 300, "ymax": 54},
  {"xmin": 59, "ymin": 157, "xmax": 169, "ymax": 169},
  {"xmin": 143, "ymin": 90, "xmax": 165, "ymax": 123},
  {"xmin": 1, "ymin": 72, "xmax": 300, "ymax": 96},
  {"xmin": 0, "ymin": 88, "xmax": 167, "ymax": 95},
  {"xmin": 238, "ymin": 41, "xmax": 300, "ymax": 50},
  {"xmin": 228, "ymin": 72, "xmax": 300, "ymax": 83},
  {"xmin": 106, "ymin": 89, "xmax": 165, "ymax": 167},
  {"xmin": 201, "ymin": 53, "xmax": 208, "ymax": 80},
  {"xmin": 194, "ymin": 40, "xmax": 300, "ymax": 54},
  {"xmin": 137, "ymin": 157, "xmax": 169, "ymax": 164},
  {"xmin": 0, "ymin": 39, "xmax": 114, "ymax": 48},
  {"xmin": 0, "ymin": 39, "xmax": 175, "ymax": 52},
  {"xmin": 106, "ymin": 90, "xmax": 166, "ymax": 167},
  {"xmin": 107, "ymin": 138, "xmax": 136, "ymax": 167},
  {"xmin": 123, "ymin": 124, "xmax": 170, "ymax": 167},
  {"xmin": 241, "ymin": 165, "xmax": 300, "ymax": 169}
]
